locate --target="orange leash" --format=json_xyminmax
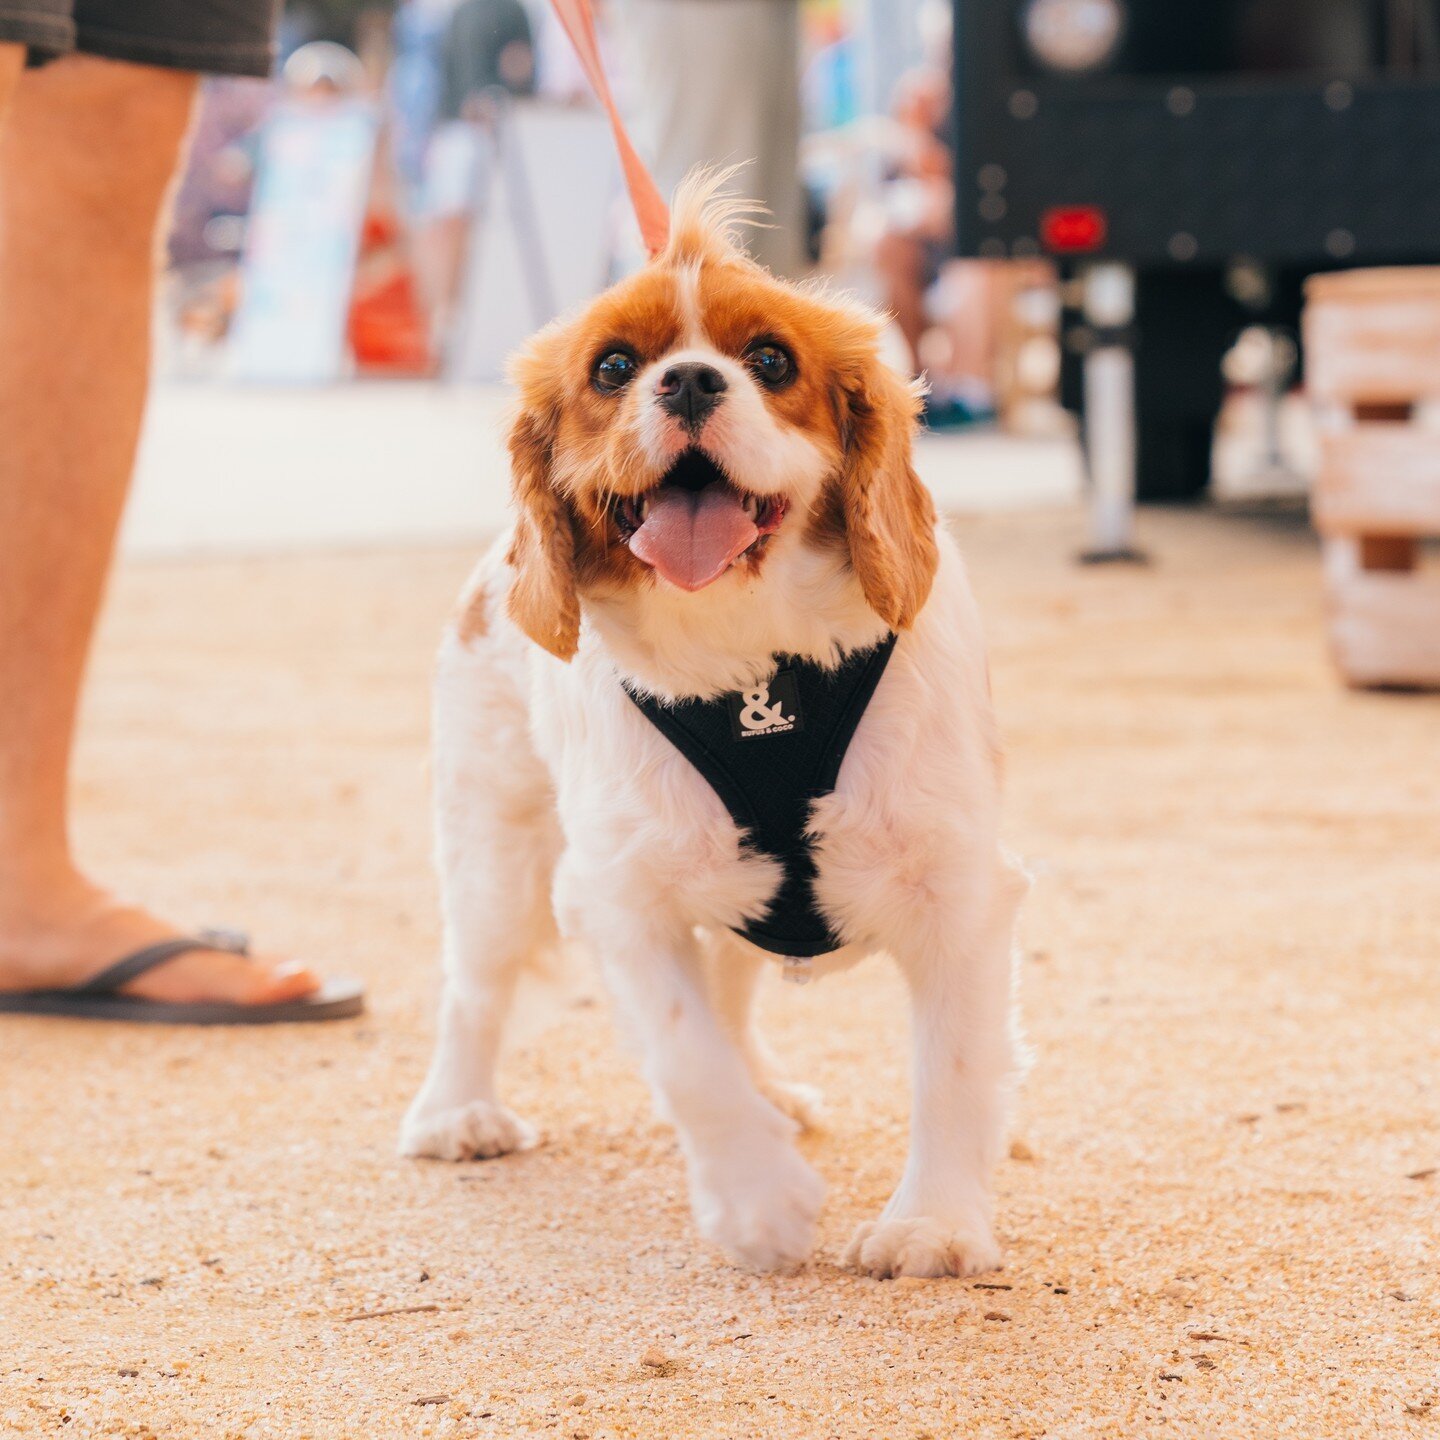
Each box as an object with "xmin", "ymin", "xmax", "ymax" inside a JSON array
[{"xmin": 547, "ymin": 0, "xmax": 671, "ymax": 257}]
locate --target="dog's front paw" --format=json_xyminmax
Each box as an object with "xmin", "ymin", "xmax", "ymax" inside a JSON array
[
  {"xmin": 691, "ymin": 1137, "xmax": 825, "ymax": 1271},
  {"xmin": 843, "ymin": 1215, "xmax": 1001, "ymax": 1279},
  {"xmin": 398, "ymin": 1098, "xmax": 539, "ymax": 1161}
]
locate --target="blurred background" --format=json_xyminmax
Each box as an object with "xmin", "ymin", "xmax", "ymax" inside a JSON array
[
  {"xmin": 127, "ymin": 0, "xmax": 1440, "ymax": 685},
  {"xmin": 132, "ymin": 0, "xmax": 1097, "ymax": 557}
]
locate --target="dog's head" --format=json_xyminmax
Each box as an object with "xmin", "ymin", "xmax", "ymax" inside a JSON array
[{"xmin": 503, "ymin": 170, "xmax": 938, "ymax": 660}]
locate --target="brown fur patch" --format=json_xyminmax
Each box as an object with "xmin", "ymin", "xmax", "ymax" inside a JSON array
[{"xmin": 454, "ymin": 579, "xmax": 488, "ymax": 646}]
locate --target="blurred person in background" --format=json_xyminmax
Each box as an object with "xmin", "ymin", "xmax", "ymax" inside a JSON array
[
  {"xmin": 872, "ymin": 67, "xmax": 955, "ymax": 374},
  {"xmin": 440, "ymin": 0, "xmax": 535, "ymax": 115},
  {"xmin": 413, "ymin": 0, "xmax": 535, "ymax": 337},
  {"xmin": 389, "ymin": 0, "xmax": 452, "ymax": 204},
  {"xmin": 167, "ymin": 79, "xmax": 271, "ymax": 271},
  {"xmin": 0, "ymin": 4, "xmax": 360, "ymax": 1021},
  {"xmin": 162, "ymin": 78, "xmax": 273, "ymax": 360},
  {"xmin": 622, "ymin": 0, "xmax": 805, "ymax": 276},
  {"xmin": 873, "ymin": 62, "xmax": 999, "ymax": 427}
]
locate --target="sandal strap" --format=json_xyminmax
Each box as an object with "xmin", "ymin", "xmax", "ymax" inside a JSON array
[{"xmin": 72, "ymin": 928, "xmax": 251, "ymax": 996}]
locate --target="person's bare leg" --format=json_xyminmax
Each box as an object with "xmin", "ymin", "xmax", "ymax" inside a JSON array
[
  {"xmin": 0, "ymin": 44, "xmax": 20, "ymax": 120},
  {"xmin": 943, "ymin": 260, "xmax": 1000, "ymax": 393},
  {"xmin": 875, "ymin": 230, "xmax": 928, "ymax": 375},
  {"xmin": 0, "ymin": 55, "xmax": 316, "ymax": 1004}
]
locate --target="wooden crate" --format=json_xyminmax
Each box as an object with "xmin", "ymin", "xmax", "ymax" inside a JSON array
[
  {"xmin": 1304, "ymin": 269, "xmax": 1440, "ymax": 405},
  {"xmin": 1304, "ymin": 268, "xmax": 1440, "ymax": 689},
  {"xmin": 1322, "ymin": 539, "xmax": 1440, "ymax": 688}
]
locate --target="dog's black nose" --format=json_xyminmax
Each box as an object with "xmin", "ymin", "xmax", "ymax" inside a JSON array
[{"xmin": 656, "ymin": 362, "xmax": 727, "ymax": 429}]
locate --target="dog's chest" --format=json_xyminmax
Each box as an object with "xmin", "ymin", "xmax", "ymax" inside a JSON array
[{"xmin": 619, "ymin": 638, "xmax": 896, "ymax": 957}]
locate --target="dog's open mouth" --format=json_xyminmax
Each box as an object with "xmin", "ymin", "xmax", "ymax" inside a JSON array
[{"xmin": 615, "ymin": 450, "xmax": 788, "ymax": 592}]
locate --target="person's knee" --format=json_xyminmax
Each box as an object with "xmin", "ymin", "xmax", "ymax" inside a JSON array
[{"xmin": 15, "ymin": 57, "xmax": 198, "ymax": 227}]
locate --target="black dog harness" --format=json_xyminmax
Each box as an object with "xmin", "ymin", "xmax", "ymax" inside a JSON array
[{"xmin": 624, "ymin": 635, "xmax": 897, "ymax": 960}]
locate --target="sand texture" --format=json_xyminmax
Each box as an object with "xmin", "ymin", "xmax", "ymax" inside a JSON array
[{"xmin": 2, "ymin": 508, "xmax": 1436, "ymax": 1438}]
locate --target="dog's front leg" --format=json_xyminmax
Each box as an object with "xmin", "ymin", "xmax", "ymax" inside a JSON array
[
  {"xmin": 589, "ymin": 912, "xmax": 825, "ymax": 1271},
  {"xmin": 845, "ymin": 854, "xmax": 1027, "ymax": 1279}
]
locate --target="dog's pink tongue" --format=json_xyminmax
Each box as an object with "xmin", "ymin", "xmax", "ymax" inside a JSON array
[{"xmin": 628, "ymin": 484, "xmax": 759, "ymax": 592}]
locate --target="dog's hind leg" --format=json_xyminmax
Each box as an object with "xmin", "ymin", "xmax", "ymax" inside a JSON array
[
  {"xmin": 701, "ymin": 929, "xmax": 825, "ymax": 1131},
  {"xmin": 400, "ymin": 632, "xmax": 560, "ymax": 1161}
]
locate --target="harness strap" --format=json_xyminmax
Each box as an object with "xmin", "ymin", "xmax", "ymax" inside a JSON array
[{"xmin": 625, "ymin": 635, "xmax": 898, "ymax": 958}]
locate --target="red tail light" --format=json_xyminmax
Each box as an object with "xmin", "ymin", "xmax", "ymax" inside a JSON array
[{"xmin": 1041, "ymin": 205, "xmax": 1108, "ymax": 253}]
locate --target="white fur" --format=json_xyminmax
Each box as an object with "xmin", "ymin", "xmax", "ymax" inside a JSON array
[
  {"xmin": 400, "ymin": 499, "xmax": 1027, "ymax": 1277},
  {"xmin": 675, "ymin": 262, "xmax": 705, "ymax": 345}
]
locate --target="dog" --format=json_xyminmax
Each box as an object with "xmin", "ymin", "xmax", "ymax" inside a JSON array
[{"xmin": 400, "ymin": 171, "xmax": 1026, "ymax": 1278}]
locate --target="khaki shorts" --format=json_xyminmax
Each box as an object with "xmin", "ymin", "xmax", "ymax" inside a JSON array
[{"xmin": 1, "ymin": 0, "xmax": 280, "ymax": 77}]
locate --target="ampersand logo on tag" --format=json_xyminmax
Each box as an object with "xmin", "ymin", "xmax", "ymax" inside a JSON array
[{"xmin": 729, "ymin": 671, "xmax": 803, "ymax": 740}]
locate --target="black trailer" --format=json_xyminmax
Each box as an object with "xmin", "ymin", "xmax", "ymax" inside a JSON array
[{"xmin": 952, "ymin": 0, "xmax": 1440, "ymax": 545}]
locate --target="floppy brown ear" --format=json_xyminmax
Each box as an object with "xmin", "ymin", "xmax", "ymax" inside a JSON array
[
  {"xmin": 836, "ymin": 358, "xmax": 939, "ymax": 629},
  {"xmin": 504, "ymin": 407, "xmax": 581, "ymax": 661}
]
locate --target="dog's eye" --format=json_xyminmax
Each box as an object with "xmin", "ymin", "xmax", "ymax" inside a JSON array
[
  {"xmin": 594, "ymin": 351, "xmax": 638, "ymax": 393},
  {"xmin": 746, "ymin": 342, "xmax": 794, "ymax": 388}
]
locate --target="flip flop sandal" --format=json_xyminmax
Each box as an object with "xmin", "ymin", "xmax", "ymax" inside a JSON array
[{"xmin": 0, "ymin": 928, "xmax": 364, "ymax": 1025}]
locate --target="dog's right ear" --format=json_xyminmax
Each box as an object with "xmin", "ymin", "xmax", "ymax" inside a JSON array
[{"xmin": 504, "ymin": 404, "xmax": 581, "ymax": 661}]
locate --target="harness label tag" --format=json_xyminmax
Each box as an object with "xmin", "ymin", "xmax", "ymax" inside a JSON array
[{"xmin": 729, "ymin": 671, "xmax": 804, "ymax": 741}]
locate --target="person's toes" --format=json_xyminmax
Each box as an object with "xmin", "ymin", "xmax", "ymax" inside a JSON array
[
  {"xmin": 123, "ymin": 948, "xmax": 321, "ymax": 1006},
  {"xmin": 248, "ymin": 959, "xmax": 321, "ymax": 1005}
]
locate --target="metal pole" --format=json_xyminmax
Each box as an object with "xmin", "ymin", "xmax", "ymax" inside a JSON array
[{"xmin": 1080, "ymin": 261, "xmax": 1145, "ymax": 563}]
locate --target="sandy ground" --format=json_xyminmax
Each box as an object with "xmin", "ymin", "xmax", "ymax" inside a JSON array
[{"xmin": 2, "ymin": 506, "xmax": 1437, "ymax": 1439}]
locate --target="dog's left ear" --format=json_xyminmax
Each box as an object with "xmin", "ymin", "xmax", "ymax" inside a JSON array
[{"xmin": 835, "ymin": 355, "xmax": 939, "ymax": 629}]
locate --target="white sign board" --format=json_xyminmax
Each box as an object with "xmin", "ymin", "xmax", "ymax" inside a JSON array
[{"xmin": 449, "ymin": 103, "xmax": 618, "ymax": 382}]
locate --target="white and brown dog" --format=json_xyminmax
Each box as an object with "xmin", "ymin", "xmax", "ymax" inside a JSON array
[{"xmin": 400, "ymin": 173, "xmax": 1026, "ymax": 1278}]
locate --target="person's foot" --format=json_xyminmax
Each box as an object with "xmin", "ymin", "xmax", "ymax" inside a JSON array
[{"xmin": 0, "ymin": 873, "xmax": 318, "ymax": 1005}]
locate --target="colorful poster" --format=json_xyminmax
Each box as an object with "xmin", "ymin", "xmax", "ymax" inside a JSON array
[{"xmin": 228, "ymin": 98, "xmax": 378, "ymax": 384}]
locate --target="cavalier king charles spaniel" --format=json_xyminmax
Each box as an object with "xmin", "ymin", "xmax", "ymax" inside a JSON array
[{"xmin": 401, "ymin": 172, "xmax": 1026, "ymax": 1278}]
